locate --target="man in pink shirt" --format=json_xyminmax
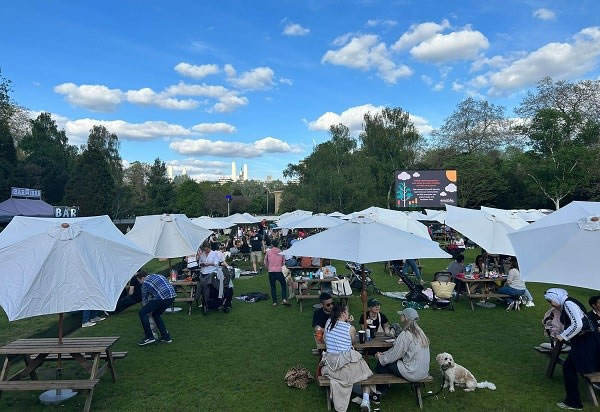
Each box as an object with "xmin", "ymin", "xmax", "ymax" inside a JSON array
[{"xmin": 264, "ymin": 239, "xmax": 290, "ymax": 307}]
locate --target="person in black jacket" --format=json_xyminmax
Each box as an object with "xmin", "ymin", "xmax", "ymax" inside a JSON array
[{"xmin": 545, "ymin": 288, "xmax": 600, "ymax": 410}]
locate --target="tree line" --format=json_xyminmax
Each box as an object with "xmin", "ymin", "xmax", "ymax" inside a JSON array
[
  {"xmin": 0, "ymin": 69, "xmax": 283, "ymax": 218},
  {"xmin": 281, "ymin": 77, "xmax": 600, "ymax": 212}
]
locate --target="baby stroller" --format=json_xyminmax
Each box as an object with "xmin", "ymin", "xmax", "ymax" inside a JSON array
[
  {"xmin": 345, "ymin": 262, "xmax": 380, "ymax": 295},
  {"xmin": 196, "ymin": 266, "xmax": 234, "ymax": 315},
  {"xmin": 393, "ymin": 265, "xmax": 431, "ymax": 305},
  {"xmin": 430, "ymin": 271, "xmax": 455, "ymax": 310}
]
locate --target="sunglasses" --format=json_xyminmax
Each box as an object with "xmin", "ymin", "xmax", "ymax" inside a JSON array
[{"xmin": 323, "ymin": 302, "xmax": 333, "ymax": 307}]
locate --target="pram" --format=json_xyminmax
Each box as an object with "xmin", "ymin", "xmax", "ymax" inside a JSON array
[
  {"xmin": 195, "ymin": 266, "xmax": 234, "ymax": 315},
  {"xmin": 393, "ymin": 266, "xmax": 454, "ymax": 310},
  {"xmin": 345, "ymin": 262, "xmax": 380, "ymax": 295}
]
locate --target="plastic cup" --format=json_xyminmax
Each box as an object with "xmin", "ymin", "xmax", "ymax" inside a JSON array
[
  {"xmin": 358, "ymin": 330, "xmax": 366, "ymax": 344},
  {"xmin": 369, "ymin": 325, "xmax": 377, "ymax": 339}
]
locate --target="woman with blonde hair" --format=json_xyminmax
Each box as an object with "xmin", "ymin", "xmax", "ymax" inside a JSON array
[{"xmin": 375, "ymin": 308, "xmax": 430, "ymax": 384}]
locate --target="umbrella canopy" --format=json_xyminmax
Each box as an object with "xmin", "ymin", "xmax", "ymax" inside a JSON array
[
  {"xmin": 445, "ymin": 205, "xmax": 516, "ymax": 255},
  {"xmin": 126, "ymin": 214, "xmax": 212, "ymax": 258},
  {"xmin": 277, "ymin": 214, "xmax": 345, "ymax": 230},
  {"xmin": 281, "ymin": 217, "xmax": 450, "ymax": 262},
  {"xmin": 513, "ymin": 209, "xmax": 546, "ymax": 222},
  {"xmin": 226, "ymin": 213, "xmax": 260, "ymax": 225},
  {"xmin": 480, "ymin": 206, "xmax": 529, "ymax": 230},
  {"xmin": 0, "ymin": 216, "xmax": 153, "ymax": 321},
  {"xmin": 354, "ymin": 206, "xmax": 431, "ymax": 239},
  {"xmin": 508, "ymin": 201, "xmax": 600, "ymax": 289},
  {"xmin": 406, "ymin": 211, "xmax": 429, "ymax": 221},
  {"xmin": 191, "ymin": 216, "xmax": 235, "ymax": 230},
  {"xmin": 327, "ymin": 211, "xmax": 346, "ymax": 218},
  {"xmin": 0, "ymin": 197, "xmax": 54, "ymax": 223},
  {"xmin": 424, "ymin": 209, "xmax": 446, "ymax": 223}
]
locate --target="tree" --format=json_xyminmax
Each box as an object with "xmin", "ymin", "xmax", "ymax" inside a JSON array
[
  {"xmin": 433, "ymin": 97, "xmax": 511, "ymax": 153},
  {"xmin": 87, "ymin": 125, "xmax": 123, "ymax": 185},
  {"xmin": 0, "ymin": 68, "xmax": 15, "ymax": 124},
  {"xmin": 0, "ymin": 120, "xmax": 16, "ymax": 164},
  {"xmin": 145, "ymin": 158, "xmax": 175, "ymax": 214},
  {"xmin": 175, "ymin": 179, "xmax": 205, "ymax": 217},
  {"xmin": 63, "ymin": 149, "xmax": 116, "ymax": 216},
  {"xmin": 124, "ymin": 161, "xmax": 149, "ymax": 216},
  {"xmin": 20, "ymin": 113, "xmax": 77, "ymax": 163}
]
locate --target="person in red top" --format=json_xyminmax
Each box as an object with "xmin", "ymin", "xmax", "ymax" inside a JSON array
[{"xmin": 264, "ymin": 239, "xmax": 290, "ymax": 306}]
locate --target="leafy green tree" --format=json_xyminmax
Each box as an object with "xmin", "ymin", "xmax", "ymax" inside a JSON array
[
  {"xmin": 0, "ymin": 68, "xmax": 14, "ymax": 124},
  {"xmin": 124, "ymin": 161, "xmax": 149, "ymax": 216},
  {"xmin": 87, "ymin": 125, "xmax": 123, "ymax": 184},
  {"xmin": 145, "ymin": 158, "xmax": 175, "ymax": 214},
  {"xmin": 0, "ymin": 120, "xmax": 16, "ymax": 164},
  {"xmin": 175, "ymin": 179, "xmax": 205, "ymax": 217},
  {"xmin": 64, "ymin": 149, "xmax": 116, "ymax": 216}
]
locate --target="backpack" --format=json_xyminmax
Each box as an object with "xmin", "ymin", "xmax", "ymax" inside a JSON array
[{"xmin": 300, "ymin": 256, "xmax": 313, "ymax": 268}]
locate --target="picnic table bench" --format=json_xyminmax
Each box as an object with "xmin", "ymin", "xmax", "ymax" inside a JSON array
[
  {"xmin": 456, "ymin": 277, "xmax": 508, "ymax": 310},
  {"xmin": 0, "ymin": 337, "xmax": 121, "ymax": 412},
  {"xmin": 318, "ymin": 374, "xmax": 433, "ymax": 410},
  {"xmin": 170, "ymin": 280, "xmax": 198, "ymax": 315}
]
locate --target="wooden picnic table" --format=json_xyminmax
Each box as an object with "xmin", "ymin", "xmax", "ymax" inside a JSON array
[
  {"xmin": 457, "ymin": 276, "xmax": 509, "ymax": 311},
  {"xmin": 316, "ymin": 333, "xmax": 394, "ymax": 352},
  {"xmin": 294, "ymin": 277, "xmax": 351, "ymax": 312},
  {"xmin": 0, "ymin": 337, "xmax": 120, "ymax": 412},
  {"xmin": 170, "ymin": 280, "xmax": 198, "ymax": 315}
]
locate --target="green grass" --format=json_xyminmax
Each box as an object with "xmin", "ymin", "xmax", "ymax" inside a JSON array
[{"xmin": 1, "ymin": 252, "xmax": 598, "ymax": 411}]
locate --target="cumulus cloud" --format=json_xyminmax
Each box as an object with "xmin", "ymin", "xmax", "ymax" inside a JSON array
[
  {"xmin": 468, "ymin": 75, "xmax": 488, "ymax": 88},
  {"xmin": 191, "ymin": 122, "xmax": 236, "ymax": 134},
  {"xmin": 211, "ymin": 95, "xmax": 249, "ymax": 113},
  {"xmin": 410, "ymin": 28, "xmax": 489, "ymax": 62},
  {"xmin": 366, "ymin": 19, "xmax": 397, "ymax": 28},
  {"xmin": 166, "ymin": 158, "xmax": 230, "ymax": 181},
  {"xmin": 164, "ymin": 81, "xmax": 249, "ymax": 113},
  {"xmin": 54, "ymin": 83, "xmax": 123, "ymax": 112},
  {"xmin": 322, "ymin": 34, "xmax": 412, "ymax": 84},
  {"xmin": 279, "ymin": 77, "xmax": 294, "ymax": 85},
  {"xmin": 433, "ymin": 81, "xmax": 444, "ymax": 92},
  {"xmin": 421, "ymin": 75, "xmax": 433, "ymax": 85},
  {"xmin": 488, "ymin": 26, "xmax": 600, "ymax": 93},
  {"xmin": 169, "ymin": 136, "xmax": 301, "ymax": 158},
  {"xmin": 308, "ymin": 104, "xmax": 434, "ymax": 135},
  {"xmin": 174, "ymin": 62, "xmax": 220, "ymax": 79},
  {"xmin": 445, "ymin": 183, "xmax": 457, "ymax": 193},
  {"xmin": 283, "ymin": 23, "xmax": 310, "ymax": 36},
  {"xmin": 392, "ymin": 19, "xmax": 450, "ymax": 51},
  {"xmin": 126, "ymin": 87, "xmax": 199, "ymax": 110},
  {"xmin": 226, "ymin": 66, "xmax": 276, "ymax": 90},
  {"xmin": 533, "ymin": 8, "xmax": 556, "ymax": 21},
  {"xmin": 397, "ymin": 172, "xmax": 411, "ymax": 180},
  {"xmin": 451, "ymin": 81, "xmax": 464, "ymax": 91}
]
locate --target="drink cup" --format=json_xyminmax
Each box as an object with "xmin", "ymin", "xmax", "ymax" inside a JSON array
[
  {"xmin": 369, "ymin": 325, "xmax": 377, "ymax": 339},
  {"xmin": 358, "ymin": 330, "xmax": 366, "ymax": 344}
]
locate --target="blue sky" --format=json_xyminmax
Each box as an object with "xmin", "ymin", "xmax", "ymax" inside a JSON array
[{"xmin": 2, "ymin": 0, "xmax": 599, "ymax": 181}]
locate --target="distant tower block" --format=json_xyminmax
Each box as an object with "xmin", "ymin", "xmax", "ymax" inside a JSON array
[
  {"xmin": 166, "ymin": 165, "xmax": 174, "ymax": 181},
  {"xmin": 182, "ymin": 167, "xmax": 188, "ymax": 176},
  {"xmin": 273, "ymin": 190, "xmax": 283, "ymax": 214},
  {"xmin": 243, "ymin": 164, "xmax": 248, "ymax": 181},
  {"xmin": 231, "ymin": 161, "xmax": 237, "ymax": 181}
]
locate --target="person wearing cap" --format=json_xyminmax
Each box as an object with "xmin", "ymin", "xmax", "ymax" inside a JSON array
[
  {"xmin": 545, "ymin": 288, "xmax": 600, "ymax": 410},
  {"xmin": 358, "ymin": 298, "xmax": 391, "ymax": 336},
  {"xmin": 374, "ymin": 308, "xmax": 430, "ymax": 386}
]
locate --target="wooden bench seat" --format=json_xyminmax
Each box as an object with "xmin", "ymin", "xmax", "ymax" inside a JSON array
[
  {"xmin": 318, "ymin": 374, "xmax": 433, "ymax": 410},
  {"xmin": 44, "ymin": 352, "xmax": 128, "ymax": 361},
  {"xmin": 584, "ymin": 372, "xmax": 600, "ymax": 407},
  {"xmin": 467, "ymin": 293, "xmax": 510, "ymax": 299},
  {"xmin": 0, "ymin": 379, "xmax": 99, "ymax": 391}
]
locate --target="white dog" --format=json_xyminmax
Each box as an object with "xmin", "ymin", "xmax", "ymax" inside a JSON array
[{"xmin": 435, "ymin": 352, "xmax": 496, "ymax": 392}]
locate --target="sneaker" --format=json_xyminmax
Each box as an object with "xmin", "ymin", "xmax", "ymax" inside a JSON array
[
  {"xmin": 360, "ymin": 399, "xmax": 371, "ymax": 412},
  {"xmin": 282, "ymin": 300, "xmax": 291, "ymax": 306},
  {"xmin": 90, "ymin": 316, "xmax": 105, "ymax": 322},
  {"xmin": 371, "ymin": 393, "xmax": 381, "ymax": 404},
  {"xmin": 526, "ymin": 301, "xmax": 535, "ymax": 307},
  {"xmin": 223, "ymin": 307, "xmax": 231, "ymax": 314},
  {"xmin": 557, "ymin": 402, "xmax": 582, "ymax": 410},
  {"xmin": 138, "ymin": 338, "xmax": 156, "ymax": 346},
  {"xmin": 351, "ymin": 396, "xmax": 362, "ymax": 405},
  {"xmin": 81, "ymin": 322, "xmax": 96, "ymax": 328},
  {"xmin": 160, "ymin": 338, "xmax": 172, "ymax": 343}
]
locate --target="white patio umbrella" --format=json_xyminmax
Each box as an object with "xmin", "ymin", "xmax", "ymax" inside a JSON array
[
  {"xmin": 226, "ymin": 213, "xmax": 260, "ymax": 225},
  {"xmin": 424, "ymin": 209, "xmax": 446, "ymax": 223},
  {"xmin": 480, "ymin": 206, "xmax": 529, "ymax": 230},
  {"xmin": 354, "ymin": 206, "xmax": 431, "ymax": 239},
  {"xmin": 445, "ymin": 205, "xmax": 516, "ymax": 255},
  {"xmin": 406, "ymin": 211, "xmax": 429, "ymax": 221},
  {"xmin": 0, "ymin": 216, "xmax": 153, "ymax": 402},
  {"xmin": 513, "ymin": 209, "xmax": 546, "ymax": 222},
  {"xmin": 508, "ymin": 201, "xmax": 600, "ymax": 290},
  {"xmin": 191, "ymin": 216, "xmax": 235, "ymax": 230},
  {"xmin": 126, "ymin": 214, "xmax": 212, "ymax": 259},
  {"xmin": 281, "ymin": 217, "xmax": 450, "ymax": 327},
  {"xmin": 327, "ymin": 211, "xmax": 346, "ymax": 218},
  {"xmin": 277, "ymin": 214, "xmax": 345, "ymax": 230}
]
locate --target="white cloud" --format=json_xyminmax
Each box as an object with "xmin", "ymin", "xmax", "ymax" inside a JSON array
[
  {"xmin": 226, "ymin": 66, "xmax": 276, "ymax": 90},
  {"xmin": 165, "ymin": 158, "xmax": 230, "ymax": 181},
  {"xmin": 392, "ymin": 19, "xmax": 450, "ymax": 51},
  {"xmin": 322, "ymin": 34, "xmax": 412, "ymax": 84},
  {"xmin": 488, "ymin": 27, "xmax": 600, "ymax": 93},
  {"xmin": 308, "ymin": 104, "xmax": 434, "ymax": 135},
  {"xmin": 191, "ymin": 122, "xmax": 236, "ymax": 134},
  {"xmin": 468, "ymin": 75, "xmax": 488, "ymax": 88},
  {"xmin": 279, "ymin": 77, "xmax": 294, "ymax": 85},
  {"xmin": 366, "ymin": 19, "xmax": 398, "ymax": 28},
  {"xmin": 533, "ymin": 8, "xmax": 556, "ymax": 21},
  {"xmin": 283, "ymin": 23, "xmax": 310, "ymax": 36},
  {"xmin": 174, "ymin": 62, "xmax": 220, "ymax": 79},
  {"xmin": 169, "ymin": 136, "xmax": 301, "ymax": 158},
  {"xmin": 54, "ymin": 83, "xmax": 123, "ymax": 112},
  {"xmin": 421, "ymin": 75, "xmax": 433, "ymax": 85},
  {"xmin": 410, "ymin": 28, "xmax": 489, "ymax": 62},
  {"xmin": 397, "ymin": 172, "xmax": 411, "ymax": 180},
  {"xmin": 164, "ymin": 81, "xmax": 249, "ymax": 113},
  {"xmin": 433, "ymin": 81, "xmax": 444, "ymax": 92},
  {"xmin": 224, "ymin": 64, "xmax": 237, "ymax": 78},
  {"xmin": 122, "ymin": 159, "xmax": 131, "ymax": 169},
  {"xmin": 412, "ymin": 172, "xmax": 420, "ymax": 177},
  {"xmin": 126, "ymin": 88, "xmax": 199, "ymax": 110},
  {"xmin": 66, "ymin": 119, "xmax": 192, "ymax": 141},
  {"xmin": 451, "ymin": 81, "xmax": 464, "ymax": 91},
  {"xmin": 211, "ymin": 95, "xmax": 249, "ymax": 113},
  {"xmin": 445, "ymin": 183, "xmax": 457, "ymax": 193}
]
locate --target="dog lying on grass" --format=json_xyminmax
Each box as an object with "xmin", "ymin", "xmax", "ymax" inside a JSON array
[{"xmin": 436, "ymin": 352, "xmax": 496, "ymax": 392}]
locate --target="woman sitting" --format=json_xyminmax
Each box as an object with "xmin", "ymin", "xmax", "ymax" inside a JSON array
[
  {"xmin": 239, "ymin": 236, "xmax": 251, "ymax": 254},
  {"xmin": 358, "ymin": 298, "xmax": 391, "ymax": 336},
  {"xmin": 374, "ymin": 308, "xmax": 430, "ymax": 388},
  {"xmin": 497, "ymin": 258, "xmax": 533, "ymax": 306},
  {"xmin": 322, "ymin": 303, "xmax": 373, "ymax": 412},
  {"xmin": 471, "ymin": 255, "xmax": 486, "ymax": 275}
]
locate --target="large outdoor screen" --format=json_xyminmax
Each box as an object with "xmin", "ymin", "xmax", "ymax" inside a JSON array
[{"xmin": 395, "ymin": 169, "xmax": 457, "ymax": 208}]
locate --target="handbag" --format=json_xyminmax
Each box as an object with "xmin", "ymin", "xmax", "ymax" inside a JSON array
[{"xmin": 331, "ymin": 278, "xmax": 352, "ymax": 296}]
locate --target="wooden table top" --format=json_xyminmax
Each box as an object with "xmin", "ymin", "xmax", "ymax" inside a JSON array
[
  {"xmin": 458, "ymin": 276, "xmax": 507, "ymax": 283},
  {"xmin": 169, "ymin": 280, "xmax": 199, "ymax": 286},
  {"xmin": 0, "ymin": 337, "xmax": 120, "ymax": 355},
  {"xmin": 316, "ymin": 334, "xmax": 394, "ymax": 351},
  {"xmin": 296, "ymin": 277, "xmax": 339, "ymax": 283}
]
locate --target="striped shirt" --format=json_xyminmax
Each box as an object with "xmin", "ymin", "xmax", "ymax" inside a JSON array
[
  {"xmin": 324, "ymin": 319, "xmax": 352, "ymax": 353},
  {"xmin": 141, "ymin": 274, "xmax": 176, "ymax": 304}
]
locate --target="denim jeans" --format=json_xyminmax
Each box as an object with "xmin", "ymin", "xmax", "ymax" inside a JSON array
[
  {"xmin": 497, "ymin": 285, "xmax": 525, "ymax": 303},
  {"xmin": 139, "ymin": 298, "xmax": 174, "ymax": 340},
  {"xmin": 81, "ymin": 310, "xmax": 99, "ymax": 324},
  {"xmin": 268, "ymin": 272, "xmax": 287, "ymax": 303},
  {"xmin": 403, "ymin": 259, "xmax": 421, "ymax": 282}
]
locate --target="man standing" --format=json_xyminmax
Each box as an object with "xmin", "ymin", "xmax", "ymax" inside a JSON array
[
  {"xmin": 249, "ymin": 229, "xmax": 263, "ymax": 272},
  {"xmin": 137, "ymin": 272, "xmax": 176, "ymax": 346}
]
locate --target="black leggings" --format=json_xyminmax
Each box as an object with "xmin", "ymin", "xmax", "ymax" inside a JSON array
[{"xmin": 269, "ymin": 272, "xmax": 287, "ymax": 303}]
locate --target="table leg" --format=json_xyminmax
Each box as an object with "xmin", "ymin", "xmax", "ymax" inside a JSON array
[
  {"xmin": 84, "ymin": 353, "xmax": 101, "ymax": 412},
  {"xmin": 7, "ymin": 353, "xmax": 48, "ymax": 381},
  {"xmin": 546, "ymin": 340, "xmax": 563, "ymax": 378},
  {"xmin": 466, "ymin": 284, "xmax": 475, "ymax": 311},
  {"xmin": 0, "ymin": 357, "xmax": 9, "ymax": 381},
  {"xmin": 23, "ymin": 355, "xmax": 39, "ymax": 380},
  {"xmin": 105, "ymin": 350, "xmax": 117, "ymax": 382},
  {"xmin": 70, "ymin": 353, "xmax": 93, "ymax": 373}
]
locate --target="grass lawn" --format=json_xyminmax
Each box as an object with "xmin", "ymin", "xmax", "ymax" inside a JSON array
[{"xmin": 1, "ymin": 249, "xmax": 598, "ymax": 411}]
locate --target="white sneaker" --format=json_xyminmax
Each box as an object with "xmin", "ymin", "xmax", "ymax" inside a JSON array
[
  {"xmin": 525, "ymin": 301, "xmax": 535, "ymax": 307},
  {"xmin": 82, "ymin": 322, "xmax": 96, "ymax": 328},
  {"xmin": 90, "ymin": 317, "xmax": 105, "ymax": 322},
  {"xmin": 360, "ymin": 399, "xmax": 371, "ymax": 412},
  {"xmin": 351, "ymin": 396, "xmax": 362, "ymax": 405}
]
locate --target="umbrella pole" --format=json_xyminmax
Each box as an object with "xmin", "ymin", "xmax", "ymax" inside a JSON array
[
  {"xmin": 361, "ymin": 264, "xmax": 367, "ymax": 331},
  {"xmin": 57, "ymin": 313, "xmax": 63, "ymax": 392}
]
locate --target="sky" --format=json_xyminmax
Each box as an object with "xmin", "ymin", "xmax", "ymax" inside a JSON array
[{"xmin": 1, "ymin": 0, "xmax": 600, "ymax": 181}]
